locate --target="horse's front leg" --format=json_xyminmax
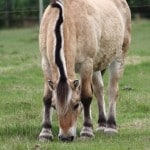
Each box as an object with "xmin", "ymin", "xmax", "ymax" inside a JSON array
[
  {"xmin": 80, "ymin": 58, "xmax": 94, "ymax": 138},
  {"xmin": 92, "ymin": 71, "xmax": 107, "ymax": 132},
  {"xmin": 39, "ymin": 57, "xmax": 54, "ymax": 141},
  {"xmin": 39, "ymin": 81, "xmax": 54, "ymax": 141}
]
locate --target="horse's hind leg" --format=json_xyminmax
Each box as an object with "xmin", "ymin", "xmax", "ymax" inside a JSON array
[
  {"xmin": 92, "ymin": 71, "xmax": 107, "ymax": 132},
  {"xmin": 104, "ymin": 60, "xmax": 124, "ymax": 134},
  {"xmin": 105, "ymin": 24, "xmax": 131, "ymax": 134},
  {"xmin": 39, "ymin": 57, "xmax": 53, "ymax": 141}
]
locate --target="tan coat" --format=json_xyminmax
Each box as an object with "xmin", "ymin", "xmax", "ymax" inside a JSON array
[
  {"xmin": 40, "ymin": 0, "xmax": 131, "ymax": 82},
  {"xmin": 39, "ymin": 0, "xmax": 131, "ymax": 141}
]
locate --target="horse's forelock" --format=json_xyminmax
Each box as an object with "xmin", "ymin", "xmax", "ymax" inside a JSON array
[{"xmin": 56, "ymin": 80, "xmax": 70, "ymax": 115}]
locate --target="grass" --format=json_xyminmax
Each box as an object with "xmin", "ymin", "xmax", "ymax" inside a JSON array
[{"xmin": 0, "ymin": 20, "xmax": 150, "ymax": 150}]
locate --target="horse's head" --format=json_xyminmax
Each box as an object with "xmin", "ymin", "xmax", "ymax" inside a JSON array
[{"xmin": 48, "ymin": 79, "xmax": 82, "ymax": 141}]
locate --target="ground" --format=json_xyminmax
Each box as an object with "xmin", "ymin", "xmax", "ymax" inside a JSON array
[{"xmin": 0, "ymin": 20, "xmax": 150, "ymax": 150}]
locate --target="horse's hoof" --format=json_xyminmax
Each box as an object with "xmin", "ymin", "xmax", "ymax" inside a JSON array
[
  {"xmin": 80, "ymin": 127, "xmax": 95, "ymax": 139},
  {"xmin": 96, "ymin": 126, "xmax": 106, "ymax": 133},
  {"xmin": 104, "ymin": 128, "xmax": 118, "ymax": 134},
  {"xmin": 39, "ymin": 136, "xmax": 53, "ymax": 142},
  {"xmin": 39, "ymin": 128, "xmax": 53, "ymax": 142}
]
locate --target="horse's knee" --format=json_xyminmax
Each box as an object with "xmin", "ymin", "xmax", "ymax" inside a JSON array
[
  {"xmin": 81, "ymin": 78, "xmax": 93, "ymax": 98},
  {"xmin": 80, "ymin": 58, "xmax": 93, "ymax": 99},
  {"xmin": 43, "ymin": 92, "xmax": 52, "ymax": 107},
  {"xmin": 81, "ymin": 85, "xmax": 93, "ymax": 106}
]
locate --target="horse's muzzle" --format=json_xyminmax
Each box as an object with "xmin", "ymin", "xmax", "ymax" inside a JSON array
[{"xmin": 59, "ymin": 135, "xmax": 74, "ymax": 142}]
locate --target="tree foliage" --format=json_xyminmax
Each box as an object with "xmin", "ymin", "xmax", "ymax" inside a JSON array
[
  {"xmin": 127, "ymin": 0, "xmax": 150, "ymax": 6},
  {"xmin": 0, "ymin": 0, "xmax": 50, "ymax": 27}
]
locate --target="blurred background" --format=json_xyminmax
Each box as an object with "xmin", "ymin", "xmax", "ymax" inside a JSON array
[
  {"xmin": 0, "ymin": 1, "xmax": 149, "ymax": 149},
  {"xmin": 0, "ymin": 0, "xmax": 49, "ymax": 28},
  {"xmin": 0, "ymin": 0, "xmax": 149, "ymax": 28}
]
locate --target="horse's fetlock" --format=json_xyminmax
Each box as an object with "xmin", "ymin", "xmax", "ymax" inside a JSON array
[
  {"xmin": 107, "ymin": 116, "xmax": 117, "ymax": 129},
  {"xmin": 98, "ymin": 115, "xmax": 107, "ymax": 127}
]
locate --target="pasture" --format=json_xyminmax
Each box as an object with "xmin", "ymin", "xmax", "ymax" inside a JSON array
[{"xmin": 0, "ymin": 20, "xmax": 150, "ymax": 150}]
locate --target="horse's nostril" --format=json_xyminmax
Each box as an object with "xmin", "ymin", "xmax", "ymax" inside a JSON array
[
  {"xmin": 59, "ymin": 135, "xmax": 74, "ymax": 142},
  {"xmin": 68, "ymin": 136, "xmax": 74, "ymax": 141}
]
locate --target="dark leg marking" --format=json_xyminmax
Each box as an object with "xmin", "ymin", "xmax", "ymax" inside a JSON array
[
  {"xmin": 92, "ymin": 71, "xmax": 106, "ymax": 132},
  {"xmin": 81, "ymin": 97, "xmax": 93, "ymax": 128},
  {"xmin": 107, "ymin": 116, "xmax": 117, "ymax": 129},
  {"xmin": 42, "ymin": 94, "xmax": 52, "ymax": 129},
  {"xmin": 80, "ymin": 97, "xmax": 94, "ymax": 138},
  {"xmin": 39, "ymin": 93, "xmax": 53, "ymax": 141},
  {"xmin": 98, "ymin": 112, "xmax": 107, "ymax": 127}
]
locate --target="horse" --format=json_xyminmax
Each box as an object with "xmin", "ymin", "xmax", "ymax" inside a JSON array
[{"xmin": 38, "ymin": 0, "xmax": 131, "ymax": 142}]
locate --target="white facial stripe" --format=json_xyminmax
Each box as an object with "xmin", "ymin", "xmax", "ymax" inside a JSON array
[
  {"xmin": 69, "ymin": 124, "xmax": 77, "ymax": 137},
  {"xmin": 58, "ymin": 123, "xmax": 77, "ymax": 137}
]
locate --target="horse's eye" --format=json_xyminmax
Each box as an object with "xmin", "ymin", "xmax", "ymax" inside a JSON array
[
  {"xmin": 51, "ymin": 104, "xmax": 56, "ymax": 110},
  {"xmin": 74, "ymin": 103, "xmax": 79, "ymax": 110}
]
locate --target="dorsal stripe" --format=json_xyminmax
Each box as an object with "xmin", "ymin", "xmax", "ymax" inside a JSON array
[{"xmin": 52, "ymin": 1, "xmax": 67, "ymax": 82}]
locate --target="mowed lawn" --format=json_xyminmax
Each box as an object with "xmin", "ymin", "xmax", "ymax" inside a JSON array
[{"xmin": 0, "ymin": 20, "xmax": 150, "ymax": 150}]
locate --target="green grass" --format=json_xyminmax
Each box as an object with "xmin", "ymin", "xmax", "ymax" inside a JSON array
[
  {"xmin": 0, "ymin": 20, "xmax": 150, "ymax": 150},
  {"xmin": 129, "ymin": 20, "xmax": 150, "ymax": 56}
]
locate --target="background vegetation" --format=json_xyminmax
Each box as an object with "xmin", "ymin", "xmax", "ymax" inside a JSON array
[
  {"xmin": 0, "ymin": 19, "xmax": 150, "ymax": 149},
  {"xmin": 0, "ymin": 0, "xmax": 150, "ymax": 149},
  {"xmin": 0, "ymin": 0, "xmax": 49, "ymax": 27},
  {"xmin": 0, "ymin": 0, "xmax": 150, "ymax": 27},
  {"xmin": 127, "ymin": 0, "xmax": 150, "ymax": 5}
]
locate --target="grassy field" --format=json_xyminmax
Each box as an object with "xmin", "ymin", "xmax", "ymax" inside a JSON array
[{"xmin": 0, "ymin": 20, "xmax": 150, "ymax": 150}]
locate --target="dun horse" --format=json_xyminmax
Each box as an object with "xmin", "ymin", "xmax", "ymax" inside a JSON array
[{"xmin": 39, "ymin": 0, "xmax": 131, "ymax": 142}]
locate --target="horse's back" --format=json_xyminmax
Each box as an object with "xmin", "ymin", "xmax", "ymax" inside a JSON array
[
  {"xmin": 72, "ymin": 0, "xmax": 131, "ymax": 71},
  {"xmin": 40, "ymin": 0, "xmax": 131, "ymax": 71}
]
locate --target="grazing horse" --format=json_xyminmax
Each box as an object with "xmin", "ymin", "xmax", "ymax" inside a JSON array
[{"xmin": 39, "ymin": 0, "xmax": 131, "ymax": 142}]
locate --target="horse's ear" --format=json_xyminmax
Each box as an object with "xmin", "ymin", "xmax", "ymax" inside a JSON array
[
  {"xmin": 48, "ymin": 80, "xmax": 55, "ymax": 91},
  {"xmin": 71, "ymin": 80, "xmax": 80, "ymax": 90}
]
